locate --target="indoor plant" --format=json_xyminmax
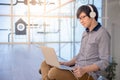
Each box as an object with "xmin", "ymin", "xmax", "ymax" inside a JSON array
[{"xmin": 105, "ymin": 58, "xmax": 118, "ymax": 80}]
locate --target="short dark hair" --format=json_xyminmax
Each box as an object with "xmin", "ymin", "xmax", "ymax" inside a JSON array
[{"xmin": 76, "ymin": 4, "xmax": 98, "ymax": 21}]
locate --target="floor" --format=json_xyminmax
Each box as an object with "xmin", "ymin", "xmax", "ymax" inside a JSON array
[{"xmin": 0, "ymin": 44, "xmax": 44, "ymax": 80}]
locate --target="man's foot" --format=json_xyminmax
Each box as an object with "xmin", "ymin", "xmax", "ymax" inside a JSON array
[{"xmin": 39, "ymin": 69, "xmax": 41, "ymax": 74}]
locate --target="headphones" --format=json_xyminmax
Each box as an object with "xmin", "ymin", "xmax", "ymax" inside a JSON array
[{"xmin": 88, "ymin": 5, "xmax": 96, "ymax": 18}]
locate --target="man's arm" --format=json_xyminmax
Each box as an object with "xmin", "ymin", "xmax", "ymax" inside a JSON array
[{"xmin": 73, "ymin": 64, "xmax": 99, "ymax": 78}]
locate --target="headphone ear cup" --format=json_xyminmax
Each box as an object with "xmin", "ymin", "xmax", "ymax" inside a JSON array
[
  {"xmin": 88, "ymin": 5, "xmax": 96, "ymax": 18},
  {"xmin": 90, "ymin": 11, "xmax": 96, "ymax": 18}
]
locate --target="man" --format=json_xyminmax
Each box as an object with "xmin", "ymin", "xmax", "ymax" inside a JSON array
[{"xmin": 39, "ymin": 4, "xmax": 110, "ymax": 80}]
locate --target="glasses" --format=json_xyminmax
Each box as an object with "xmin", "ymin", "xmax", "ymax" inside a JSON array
[{"xmin": 79, "ymin": 15, "xmax": 87, "ymax": 21}]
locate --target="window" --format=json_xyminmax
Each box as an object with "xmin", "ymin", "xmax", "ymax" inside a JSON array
[{"xmin": 0, "ymin": 0, "xmax": 102, "ymax": 60}]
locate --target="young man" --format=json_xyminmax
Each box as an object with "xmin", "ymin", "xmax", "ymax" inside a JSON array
[{"xmin": 39, "ymin": 4, "xmax": 110, "ymax": 80}]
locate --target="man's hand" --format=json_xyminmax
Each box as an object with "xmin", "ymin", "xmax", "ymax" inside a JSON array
[
  {"xmin": 73, "ymin": 66, "xmax": 87, "ymax": 78},
  {"xmin": 59, "ymin": 62, "xmax": 71, "ymax": 66}
]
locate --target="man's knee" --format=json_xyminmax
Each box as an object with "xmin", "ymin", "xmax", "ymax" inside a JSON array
[
  {"xmin": 41, "ymin": 61, "xmax": 47, "ymax": 67},
  {"xmin": 48, "ymin": 67, "xmax": 60, "ymax": 79},
  {"xmin": 39, "ymin": 61, "xmax": 47, "ymax": 74}
]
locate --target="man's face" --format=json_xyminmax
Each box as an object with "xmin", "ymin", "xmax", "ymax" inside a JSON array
[{"xmin": 78, "ymin": 12, "xmax": 92, "ymax": 28}]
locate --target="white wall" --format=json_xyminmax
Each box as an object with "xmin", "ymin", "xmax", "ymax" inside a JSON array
[{"xmin": 107, "ymin": 0, "xmax": 120, "ymax": 80}]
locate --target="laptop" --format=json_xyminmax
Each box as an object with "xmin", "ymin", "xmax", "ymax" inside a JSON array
[{"xmin": 40, "ymin": 46, "xmax": 73, "ymax": 71}]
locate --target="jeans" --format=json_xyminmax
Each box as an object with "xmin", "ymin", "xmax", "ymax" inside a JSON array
[{"xmin": 39, "ymin": 61, "xmax": 94, "ymax": 80}]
